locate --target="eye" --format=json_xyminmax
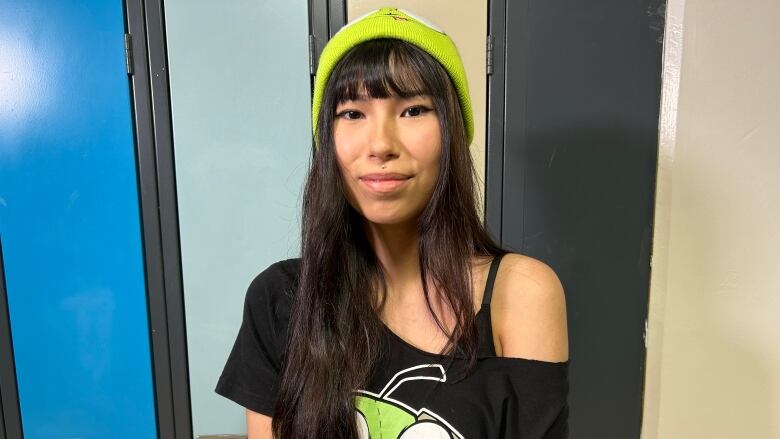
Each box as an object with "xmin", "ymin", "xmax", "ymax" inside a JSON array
[
  {"xmin": 336, "ymin": 110, "xmax": 364, "ymax": 120},
  {"xmin": 401, "ymin": 105, "xmax": 433, "ymax": 117},
  {"xmin": 355, "ymin": 411, "xmax": 370, "ymax": 439},
  {"xmin": 398, "ymin": 421, "xmax": 452, "ymax": 438}
]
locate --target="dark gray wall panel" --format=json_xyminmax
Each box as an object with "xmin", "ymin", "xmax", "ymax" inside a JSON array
[{"xmin": 500, "ymin": 0, "xmax": 664, "ymax": 437}]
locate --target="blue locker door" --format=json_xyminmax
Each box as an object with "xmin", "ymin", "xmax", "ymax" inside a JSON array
[{"xmin": 0, "ymin": 1, "xmax": 158, "ymax": 437}]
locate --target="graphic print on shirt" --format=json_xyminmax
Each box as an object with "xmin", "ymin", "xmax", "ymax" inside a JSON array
[{"xmin": 354, "ymin": 364, "xmax": 465, "ymax": 439}]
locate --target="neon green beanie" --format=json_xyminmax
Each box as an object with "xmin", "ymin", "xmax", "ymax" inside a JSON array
[{"xmin": 311, "ymin": 7, "xmax": 473, "ymax": 146}]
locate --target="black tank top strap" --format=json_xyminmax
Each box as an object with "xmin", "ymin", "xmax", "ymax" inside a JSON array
[{"xmin": 481, "ymin": 253, "xmax": 505, "ymax": 307}]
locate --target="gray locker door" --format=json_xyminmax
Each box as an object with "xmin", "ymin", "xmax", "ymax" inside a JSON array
[{"xmin": 488, "ymin": 0, "xmax": 665, "ymax": 437}]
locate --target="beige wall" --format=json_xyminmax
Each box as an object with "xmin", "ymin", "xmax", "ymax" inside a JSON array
[
  {"xmin": 643, "ymin": 0, "xmax": 780, "ymax": 437},
  {"xmin": 347, "ymin": 1, "xmax": 488, "ymax": 216}
]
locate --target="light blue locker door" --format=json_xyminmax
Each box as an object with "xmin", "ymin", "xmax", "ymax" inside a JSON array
[
  {"xmin": 164, "ymin": 1, "xmax": 310, "ymax": 435},
  {"xmin": 0, "ymin": 0, "xmax": 157, "ymax": 437}
]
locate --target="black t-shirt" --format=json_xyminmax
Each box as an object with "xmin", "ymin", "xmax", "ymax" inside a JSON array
[{"xmin": 216, "ymin": 256, "xmax": 569, "ymax": 438}]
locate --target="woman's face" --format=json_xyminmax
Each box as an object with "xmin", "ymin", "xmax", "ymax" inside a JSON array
[{"xmin": 333, "ymin": 94, "xmax": 442, "ymax": 226}]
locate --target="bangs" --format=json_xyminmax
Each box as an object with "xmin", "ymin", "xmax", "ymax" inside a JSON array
[{"xmin": 328, "ymin": 39, "xmax": 435, "ymax": 103}]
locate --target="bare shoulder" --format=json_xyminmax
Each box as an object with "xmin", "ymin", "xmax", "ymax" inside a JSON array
[{"xmin": 490, "ymin": 253, "xmax": 569, "ymax": 362}]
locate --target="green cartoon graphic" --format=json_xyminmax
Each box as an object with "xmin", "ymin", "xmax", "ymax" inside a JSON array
[{"xmin": 354, "ymin": 364, "xmax": 464, "ymax": 439}]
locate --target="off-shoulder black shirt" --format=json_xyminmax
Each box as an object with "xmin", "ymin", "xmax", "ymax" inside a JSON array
[{"xmin": 216, "ymin": 256, "xmax": 569, "ymax": 438}]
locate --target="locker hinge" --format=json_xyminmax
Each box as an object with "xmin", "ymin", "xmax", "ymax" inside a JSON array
[
  {"xmin": 124, "ymin": 33, "xmax": 134, "ymax": 75},
  {"xmin": 486, "ymin": 35, "xmax": 494, "ymax": 76},
  {"xmin": 308, "ymin": 35, "xmax": 316, "ymax": 75},
  {"xmin": 643, "ymin": 319, "xmax": 648, "ymax": 349}
]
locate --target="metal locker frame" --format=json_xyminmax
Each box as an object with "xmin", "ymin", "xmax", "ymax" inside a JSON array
[
  {"xmin": 0, "ymin": 237, "xmax": 22, "ymax": 439},
  {"xmin": 125, "ymin": 0, "xmax": 193, "ymax": 437}
]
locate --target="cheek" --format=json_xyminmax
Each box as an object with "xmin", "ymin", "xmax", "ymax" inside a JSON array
[
  {"xmin": 403, "ymin": 118, "xmax": 442, "ymax": 155},
  {"xmin": 332, "ymin": 140, "xmax": 361, "ymax": 208},
  {"xmin": 418, "ymin": 160, "xmax": 441, "ymax": 203},
  {"xmin": 406, "ymin": 126, "xmax": 443, "ymax": 179},
  {"xmin": 407, "ymin": 133, "xmax": 443, "ymax": 208},
  {"xmin": 333, "ymin": 125, "xmax": 363, "ymax": 168}
]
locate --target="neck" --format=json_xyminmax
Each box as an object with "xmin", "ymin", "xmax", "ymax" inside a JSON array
[{"xmin": 363, "ymin": 220, "xmax": 421, "ymax": 300}]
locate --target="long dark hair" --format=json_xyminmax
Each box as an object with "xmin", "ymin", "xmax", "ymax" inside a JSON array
[{"xmin": 272, "ymin": 39, "xmax": 505, "ymax": 438}]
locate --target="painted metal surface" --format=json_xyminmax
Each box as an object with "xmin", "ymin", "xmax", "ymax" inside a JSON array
[
  {"xmin": 500, "ymin": 0, "xmax": 664, "ymax": 437},
  {"xmin": 0, "ymin": 0, "xmax": 157, "ymax": 437},
  {"xmin": 163, "ymin": 0, "xmax": 310, "ymax": 435}
]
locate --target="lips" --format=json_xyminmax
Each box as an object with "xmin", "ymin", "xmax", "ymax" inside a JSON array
[
  {"xmin": 359, "ymin": 173, "xmax": 411, "ymax": 181},
  {"xmin": 358, "ymin": 173, "xmax": 411, "ymax": 193}
]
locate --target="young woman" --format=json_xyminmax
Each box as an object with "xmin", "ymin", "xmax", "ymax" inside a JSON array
[{"xmin": 216, "ymin": 8, "xmax": 569, "ymax": 439}]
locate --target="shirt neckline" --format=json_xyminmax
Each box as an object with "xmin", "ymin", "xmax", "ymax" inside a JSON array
[{"xmin": 381, "ymin": 305, "xmax": 569, "ymax": 366}]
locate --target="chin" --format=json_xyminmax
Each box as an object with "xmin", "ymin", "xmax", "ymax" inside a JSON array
[{"xmin": 358, "ymin": 205, "xmax": 418, "ymax": 227}]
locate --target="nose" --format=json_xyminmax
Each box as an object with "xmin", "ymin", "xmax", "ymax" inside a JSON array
[{"xmin": 368, "ymin": 114, "xmax": 400, "ymax": 163}]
